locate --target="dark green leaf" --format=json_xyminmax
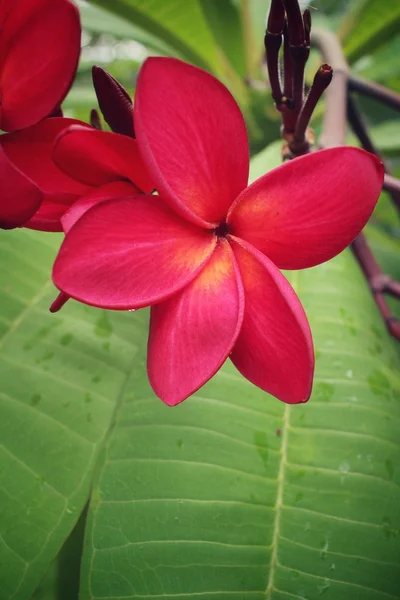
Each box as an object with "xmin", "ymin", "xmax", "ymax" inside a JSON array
[
  {"xmin": 342, "ymin": 0, "xmax": 400, "ymax": 62},
  {"xmin": 77, "ymin": 146, "xmax": 400, "ymax": 599}
]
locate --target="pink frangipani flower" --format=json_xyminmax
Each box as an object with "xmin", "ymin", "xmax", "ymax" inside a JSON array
[
  {"xmin": 52, "ymin": 58, "xmax": 383, "ymax": 406},
  {"xmin": 0, "ymin": 0, "xmax": 81, "ymax": 229}
]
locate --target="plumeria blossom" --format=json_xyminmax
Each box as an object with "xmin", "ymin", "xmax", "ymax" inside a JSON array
[
  {"xmin": 52, "ymin": 58, "xmax": 383, "ymax": 406},
  {"xmin": 0, "ymin": 0, "xmax": 81, "ymax": 229},
  {"xmin": 1, "ymin": 118, "xmax": 91, "ymax": 230},
  {"xmin": 1, "ymin": 117, "xmax": 153, "ymax": 231}
]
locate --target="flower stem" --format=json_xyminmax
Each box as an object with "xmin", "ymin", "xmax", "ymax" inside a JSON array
[
  {"xmin": 348, "ymin": 74, "xmax": 400, "ymax": 113},
  {"xmin": 290, "ymin": 64, "xmax": 333, "ymax": 154},
  {"xmin": 265, "ymin": 0, "xmax": 285, "ymax": 105}
]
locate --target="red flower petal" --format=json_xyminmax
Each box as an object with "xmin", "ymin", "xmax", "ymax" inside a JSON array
[
  {"xmin": 53, "ymin": 125, "xmax": 154, "ymax": 192},
  {"xmin": 134, "ymin": 57, "xmax": 249, "ymax": 227},
  {"xmin": 230, "ymin": 236, "xmax": 314, "ymax": 404},
  {"xmin": 53, "ymin": 196, "xmax": 216, "ymax": 310},
  {"xmin": 148, "ymin": 240, "xmax": 244, "ymax": 406},
  {"xmin": 26, "ymin": 200, "xmax": 71, "ymax": 233},
  {"xmin": 0, "ymin": 146, "xmax": 43, "ymax": 229},
  {"xmin": 228, "ymin": 147, "xmax": 383, "ymax": 269},
  {"xmin": 1, "ymin": 118, "xmax": 91, "ymax": 231},
  {"xmin": 61, "ymin": 181, "xmax": 140, "ymax": 233},
  {"xmin": 0, "ymin": 0, "xmax": 81, "ymax": 131}
]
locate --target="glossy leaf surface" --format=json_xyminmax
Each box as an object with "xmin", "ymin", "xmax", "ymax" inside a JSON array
[{"xmin": 1, "ymin": 145, "xmax": 399, "ymax": 600}]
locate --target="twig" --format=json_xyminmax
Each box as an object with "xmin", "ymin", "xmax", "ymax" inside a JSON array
[
  {"xmin": 291, "ymin": 64, "xmax": 332, "ymax": 154},
  {"xmin": 311, "ymin": 27, "xmax": 349, "ymax": 149},
  {"xmin": 312, "ymin": 27, "xmax": 400, "ymax": 341},
  {"xmin": 384, "ymin": 174, "xmax": 400, "ymax": 197},
  {"xmin": 347, "ymin": 95, "xmax": 400, "ymax": 215},
  {"xmin": 348, "ymin": 74, "xmax": 400, "ymax": 113}
]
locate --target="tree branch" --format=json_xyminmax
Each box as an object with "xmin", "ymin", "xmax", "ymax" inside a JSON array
[{"xmin": 311, "ymin": 27, "xmax": 400, "ymax": 341}]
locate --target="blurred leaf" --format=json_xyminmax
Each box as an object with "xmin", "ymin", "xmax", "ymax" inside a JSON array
[
  {"xmin": 86, "ymin": 0, "xmax": 250, "ymax": 116},
  {"xmin": 249, "ymin": 138, "xmax": 282, "ymax": 177},
  {"xmin": 347, "ymin": 120, "xmax": 400, "ymax": 155},
  {"xmin": 78, "ymin": 1, "xmax": 176, "ymax": 56},
  {"xmin": 342, "ymin": 0, "xmax": 400, "ymax": 62},
  {"xmin": 355, "ymin": 35, "xmax": 400, "ymax": 85},
  {"xmin": 87, "ymin": 0, "xmax": 227, "ymax": 75},
  {"xmin": 199, "ymin": 0, "xmax": 245, "ymax": 77},
  {"xmin": 365, "ymin": 224, "xmax": 400, "ymax": 320},
  {"xmin": 77, "ymin": 145, "xmax": 400, "ymax": 599}
]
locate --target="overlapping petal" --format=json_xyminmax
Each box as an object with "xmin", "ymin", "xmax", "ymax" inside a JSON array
[
  {"xmin": 53, "ymin": 196, "xmax": 216, "ymax": 309},
  {"xmin": 0, "ymin": 0, "xmax": 81, "ymax": 131},
  {"xmin": 228, "ymin": 147, "xmax": 384, "ymax": 269},
  {"xmin": 148, "ymin": 240, "xmax": 244, "ymax": 406},
  {"xmin": 1, "ymin": 118, "xmax": 91, "ymax": 231},
  {"xmin": 61, "ymin": 181, "xmax": 139, "ymax": 233},
  {"xmin": 134, "ymin": 57, "xmax": 249, "ymax": 227},
  {"xmin": 229, "ymin": 236, "xmax": 314, "ymax": 403},
  {"xmin": 0, "ymin": 146, "xmax": 42, "ymax": 229},
  {"xmin": 53, "ymin": 126, "xmax": 154, "ymax": 192}
]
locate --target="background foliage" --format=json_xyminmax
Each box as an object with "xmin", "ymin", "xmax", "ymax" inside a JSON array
[{"xmin": 1, "ymin": 1, "xmax": 400, "ymax": 599}]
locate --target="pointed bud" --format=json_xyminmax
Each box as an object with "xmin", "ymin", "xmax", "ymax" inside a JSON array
[
  {"xmin": 47, "ymin": 106, "xmax": 63, "ymax": 118},
  {"xmin": 49, "ymin": 292, "xmax": 70, "ymax": 313},
  {"xmin": 303, "ymin": 9, "xmax": 311, "ymax": 46},
  {"xmin": 267, "ymin": 0, "xmax": 285, "ymax": 35},
  {"xmin": 282, "ymin": 0, "xmax": 305, "ymax": 47},
  {"xmin": 90, "ymin": 108, "xmax": 102, "ymax": 130},
  {"xmin": 92, "ymin": 66, "xmax": 134, "ymax": 137}
]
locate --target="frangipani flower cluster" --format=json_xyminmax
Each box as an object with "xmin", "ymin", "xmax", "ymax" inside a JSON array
[
  {"xmin": 52, "ymin": 59, "xmax": 383, "ymax": 406},
  {"xmin": 0, "ymin": 5, "xmax": 383, "ymax": 407}
]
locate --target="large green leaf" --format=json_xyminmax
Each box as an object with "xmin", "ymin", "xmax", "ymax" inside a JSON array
[
  {"xmin": 76, "ymin": 150, "xmax": 400, "ymax": 599},
  {"xmin": 0, "ymin": 231, "xmax": 139, "ymax": 599},
  {"xmin": 342, "ymin": 0, "xmax": 400, "ymax": 62},
  {"xmin": 2, "ymin": 146, "xmax": 400, "ymax": 599},
  {"xmin": 355, "ymin": 35, "xmax": 400, "ymax": 85},
  {"xmin": 87, "ymin": 0, "xmax": 226, "ymax": 75},
  {"xmin": 198, "ymin": 0, "xmax": 245, "ymax": 77}
]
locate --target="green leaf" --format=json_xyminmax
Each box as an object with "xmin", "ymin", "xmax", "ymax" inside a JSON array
[
  {"xmin": 365, "ymin": 222, "xmax": 400, "ymax": 321},
  {"xmin": 78, "ymin": 1, "xmax": 177, "ymax": 56},
  {"xmin": 347, "ymin": 120, "xmax": 400, "ymax": 155},
  {"xmin": 31, "ymin": 507, "xmax": 87, "ymax": 600},
  {"xmin": 86, "ymin": 0, "xmax": 226, "ymax": 75},
  {"xmin": 0, "ymin": 231, "xmax": 140, "ymax": 599},
  {"xmin": 198, "ymin": 0, "xmax": 245, "ymax": 77},
  {"xmin": 77, "ymin": 147, "xmax": 400, "ymax": 599},
  {"xmin": 85, "ymin": 0, "xmax": 251, "ymax": 116},
  {"xmin": 2, "ymin": 145, "xmax": 400, "ymax": 598},
  {"xmin": 342, "ymin": 0, "xmax": 400, "ymax": 62},
  {"xmin": 354, "ymin": 35, "xmax": 400, "ymax": 85}
]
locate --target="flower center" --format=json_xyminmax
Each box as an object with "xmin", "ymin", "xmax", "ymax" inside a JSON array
[{"xmin": 214, "ymin": 221, "xmax": 230, "ymax": 238}]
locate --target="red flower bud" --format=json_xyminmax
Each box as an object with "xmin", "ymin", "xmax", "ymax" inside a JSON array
[{"xmin": 92, "ymin": 66, "xmax": 134, "ymax": 137}]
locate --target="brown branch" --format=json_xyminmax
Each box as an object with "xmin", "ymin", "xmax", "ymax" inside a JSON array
[
  {"xmin": 291, "ymin": 64, "xmax": 332, "ymax": 154},
  {"xmin": 311, "ymin": 27, "xmax": 400, "ymax": 341},
  {"xmin": 265, "ymin": 0, "xmax": 285, "ymax": 105},
  {"xmin": 347, "ymin": 95, "xmax": 400, "ymax": 215},
  {"xmin": 384, "ymin": 174, "xmax": 400, "ymax": 197},
  {"xmin": 347, "ymin": 95, "xmax": 380, "ymax": 155},
  {"xmin": 311, "ymin": 27, "xmax": 349, "ymax": 149},
  {"xmin": 348, "ymin": 74, "xmax": 400, "ymax": 113}
]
